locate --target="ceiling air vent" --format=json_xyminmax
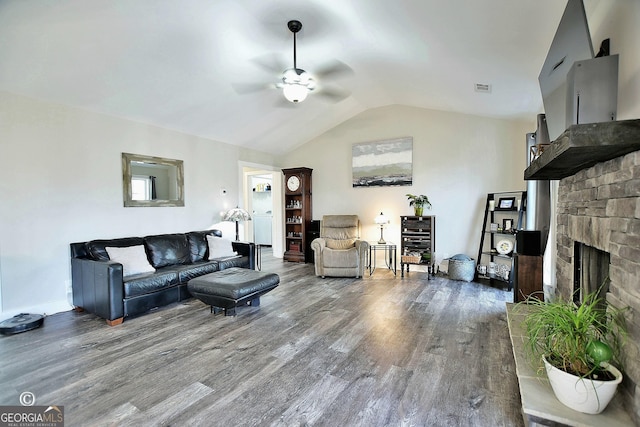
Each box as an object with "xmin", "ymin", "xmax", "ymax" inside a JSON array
[{"xmin": 475, "ymin": 83, "xmax": 492, "ymax": 93}]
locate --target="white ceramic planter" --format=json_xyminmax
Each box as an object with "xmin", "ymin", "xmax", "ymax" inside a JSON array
[{"xmin": 543, "ymin": 356, "xmax": 623, "ymax": 414}]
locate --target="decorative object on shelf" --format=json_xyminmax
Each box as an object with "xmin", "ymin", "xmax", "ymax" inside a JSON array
[
  {"xmin": 352, "ymin": 137, "xmax": 413, "ymax": 187},
  {"xmin": 488, "ymin": 262, "xmax": 496, "ymax": 275},
  {"xmin": 406, "ymin": 193, "xmax": 432, "ymax": 216},
  {"xmin": 253, "ymin": 183, "xmax": 271, "ymax": 192},
  {"xmin": 477, "ymin": 264, "xmax": 487, "ymax": 275},
  {"xmin": 497, "ymin": 263, "xmax": 510, "ymax": 280},
  {"xmin": 496, "ymin": 239, "xmax": 514, "ymax": 255},
  {"xmin": 489, "ymin": 200, "xmax": 495, "ymax": 211},
  {"xmin": 503, "ymin": 218, "xmax": 513, "ymax": 232},
  {"xmin": 490, "ymin": 223, "xmax": 499, "ymax": 232},
  {"xmin": 517, "ymin": 288, "xmax": 628, "ymax": 414},
  {"xmin": 497, "ymin": 197, "xmax": 516, "ymax": 210},
  {"xmin": 374, "ymin": 212, "xmax": 389, "ymax": 244},
  {"xmin": 223, "ymin": 207, "xmax": 252, "ymax": 241},
  {"xmin": 530, "ymin": 143, "xmax": 551, "ymax": 162},
  {"xmin": 289, "ymin": 242, "xmax": 301, "ymax": 252}
]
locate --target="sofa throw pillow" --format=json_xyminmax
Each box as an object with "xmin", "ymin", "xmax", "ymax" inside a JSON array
[
  {"xmin": 325, "ymin": 238, "xmax": 356, "ymax": 250},
  {"xmin": 105, "ymin": 245, "xmax": 156, "ymax": 277},
  {"xmin": 206, "ymin": 235, "xmax": 237, "ymax": 260}
]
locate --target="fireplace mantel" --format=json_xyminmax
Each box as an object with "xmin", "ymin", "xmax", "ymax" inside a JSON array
[{"xmin": 524, "ymin": 119, "xmax": 640, "ymax": 180}]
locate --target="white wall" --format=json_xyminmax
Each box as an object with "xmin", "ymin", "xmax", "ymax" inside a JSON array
[
  {"xmin": 587, "ymin": 0, "xmax": 640, "ymax": 121},
  {"xmin": 280, "ymin": 104, "xmax": 534, "ymax": 264},
  {"xmin": 0, "ymin": 91, "xmax": 275, "ymax": 316}
]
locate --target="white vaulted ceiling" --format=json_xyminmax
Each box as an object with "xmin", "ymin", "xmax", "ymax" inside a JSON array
[{"xmin": 0, "ymin": 0, "xmax": 583, "ymax": 154}]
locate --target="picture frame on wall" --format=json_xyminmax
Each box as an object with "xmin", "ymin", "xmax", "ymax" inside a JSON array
[
  {"xmin": 352, "ymin": 137, "xmax": 413, "ymax": 187},
  {"xmin": 497, "ymin": 197, "xmax": 516, "ymax": 210}
]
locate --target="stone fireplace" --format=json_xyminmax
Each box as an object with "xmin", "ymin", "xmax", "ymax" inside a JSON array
[{"xmin": 556, "ymin": 148, "xmax": 640, "ymax": 422}]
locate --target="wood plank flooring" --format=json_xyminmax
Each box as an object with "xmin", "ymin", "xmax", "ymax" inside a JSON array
[{"xmin": 0, "ymin": 250, "xmax": 524, "ymax": 426}]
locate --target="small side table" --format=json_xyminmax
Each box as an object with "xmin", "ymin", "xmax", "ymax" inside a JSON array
[{"xmin": 368, "ymin": 242, "xmax": 397, "ymax": 276}]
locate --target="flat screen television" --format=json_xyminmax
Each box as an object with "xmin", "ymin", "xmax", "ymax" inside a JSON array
[{"xmin": 538, "ymin": 0, "xmax": 594, "ymax": 140}]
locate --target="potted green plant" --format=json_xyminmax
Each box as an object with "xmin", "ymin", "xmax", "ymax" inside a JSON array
[
  {"xmin": 406, "ymin": 194, "xmax": 431, "ymax": 216},
  {"xmin": 518, "ymin": 288, "xmax": 627, "ymax": 414}
]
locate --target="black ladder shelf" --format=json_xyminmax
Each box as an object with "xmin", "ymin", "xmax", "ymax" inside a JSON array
[{"xmin": 475, "ymin": 191, "xmax": 527, "ymax": 289}]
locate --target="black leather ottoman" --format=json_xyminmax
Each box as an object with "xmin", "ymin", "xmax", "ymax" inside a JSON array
[{"xmin": 187, "ymin": 267, "xmax": 280, "ymax": 316}]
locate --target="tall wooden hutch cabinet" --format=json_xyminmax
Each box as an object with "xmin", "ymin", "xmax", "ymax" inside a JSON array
[{"xmin": 282, "ymin": 167, "xmax": 312, "ymax": 263}]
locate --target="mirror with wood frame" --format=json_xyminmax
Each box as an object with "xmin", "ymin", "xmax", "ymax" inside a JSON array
[{"xmin": 122, "ymin": 153, "xmax": 184, "ymax": 207}]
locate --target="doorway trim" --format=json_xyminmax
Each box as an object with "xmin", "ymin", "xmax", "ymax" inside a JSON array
[{"xmin": 238, "ymin": 161, "xmax": 283, "ymax": 258}]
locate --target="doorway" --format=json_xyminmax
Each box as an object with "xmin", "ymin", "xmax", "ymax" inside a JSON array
[{"xmin": 240, "ymin": 162, "xmax": 284, "ymax": 258}]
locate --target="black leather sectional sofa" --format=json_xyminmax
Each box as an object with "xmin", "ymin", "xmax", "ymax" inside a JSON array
[{"xmin": 70, "ymin": 230, "xmax": 255, "ymax": 325}]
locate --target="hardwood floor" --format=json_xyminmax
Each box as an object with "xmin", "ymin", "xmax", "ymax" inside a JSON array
[{"xmin": 0, "ymin": 250, "xmax": 524, "ymax": 426}]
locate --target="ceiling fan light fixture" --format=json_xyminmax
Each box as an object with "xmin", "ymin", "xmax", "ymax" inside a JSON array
[
  {"xmin": 282, "ymin": 67, "xmax": 315, "ymax": 102},
  {"xmin": 283, "ymin": 83, "xmax": 309, "ymax": 103},
  {"xmin": 282, "ymin": 68, "xmax": 299, "ymax": 83}
]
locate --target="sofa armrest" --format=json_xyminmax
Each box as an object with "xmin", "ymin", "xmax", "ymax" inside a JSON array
[
  {"xmin": 232, "ymin": 241, "xmax": 256, "ymax": 270},
  {"xmin": 71, "ymin": 258, "xmax": 124, "ymax": 323},
  {"xmin": 310, "ymin": 238, "xmax": 326, "ymax": 276}
]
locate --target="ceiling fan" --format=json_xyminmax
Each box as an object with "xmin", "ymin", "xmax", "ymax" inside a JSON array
[
  {"xmin": 280, "ymin": 20, "xmax": 315, "ymax": 103},
  {"xmin": 234, "ymin": 20, "xmax": 351, "ymax": 104}
]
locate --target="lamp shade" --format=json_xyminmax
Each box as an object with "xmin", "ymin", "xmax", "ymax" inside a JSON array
[
  {"xmin": 223, "ymin": 207, "xmax": 251, "ymax": 241},
  {"xmin": 375, "ymin": 212, "xmax": 389, "ymax": 225},
  {"xmin": 222, "ymin": 207, "xmax": 251, "ymax": 222}
]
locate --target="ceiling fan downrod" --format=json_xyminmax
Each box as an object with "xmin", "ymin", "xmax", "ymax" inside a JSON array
[
  {"xmin": 283, "ymin": 19, "xmax": 314, "ymax": 103},
  {"xmin": 288, "ymin": 20, "xmax": 302, "ymax": 71}
]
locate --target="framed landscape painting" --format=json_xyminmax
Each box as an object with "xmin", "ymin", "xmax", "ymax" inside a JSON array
[{"xmin": 352, "ymin": 137, "xmax": 413, "ymax": 187}]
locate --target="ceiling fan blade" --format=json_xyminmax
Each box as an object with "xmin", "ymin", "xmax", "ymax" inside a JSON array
[
  {"xmin": 313, "ymin": 60, "xmax": 353, "ymax": 80},
  {"xmin": 231, "ymin": 82, "xmax": 277, "ymax": 95},
  {"xmin": 316, "ymin": 86, "xmax": 350, "ymax": 103},
  {"xmin": 250, "ymin": 53, "xmax": 288, "ymax": 75}
]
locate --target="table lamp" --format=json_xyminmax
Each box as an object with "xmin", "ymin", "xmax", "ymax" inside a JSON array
[
  {"xmin": 223, "ymin": 207, "xmax": 252, "ymax": 241},
  {"xmin": 375, "ymin": 212, "xmax": 389, "ymax": 244}
]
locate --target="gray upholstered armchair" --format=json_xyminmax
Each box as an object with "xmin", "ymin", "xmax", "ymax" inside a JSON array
[{"xmin": 311, "ymin": 215, "xmax": 369, "ymax": 278}]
